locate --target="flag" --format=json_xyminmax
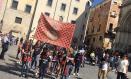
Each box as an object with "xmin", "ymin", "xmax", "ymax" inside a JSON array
[{"xmin": 34, "ymin": 13, "xmax": 75, "ymax": 48}]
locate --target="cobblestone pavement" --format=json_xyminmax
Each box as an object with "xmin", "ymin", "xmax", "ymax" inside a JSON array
[{"xmin": 0, "ymin": 45, "xmax": 131, "ymax": 79}]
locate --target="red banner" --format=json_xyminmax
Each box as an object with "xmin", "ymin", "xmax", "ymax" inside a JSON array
[{"xmin": 34, "ymin": 13, "xmax": 75, "ymax": 48}]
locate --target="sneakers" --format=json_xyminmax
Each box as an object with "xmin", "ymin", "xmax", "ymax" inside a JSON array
[
  {"xmin": 76, "ymin": 73, "xmax": 79, "ymax": 76},
  {"xmin": 73, "ymin": 73, "xmax": 76, "ymax": 76}
]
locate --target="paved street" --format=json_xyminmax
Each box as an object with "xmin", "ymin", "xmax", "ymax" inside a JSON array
[{"xmin": 0, "ymin": 45, "xmax": 131, "ymax": 79}]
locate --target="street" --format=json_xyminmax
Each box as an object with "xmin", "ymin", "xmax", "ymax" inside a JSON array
[{"xmin": 0, "ymin": 45, "xmax": 131, "ymax": 79}]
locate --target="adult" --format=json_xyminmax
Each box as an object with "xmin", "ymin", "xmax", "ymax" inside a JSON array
[
  {"xmin": 20, "ymin": 40, "xmax": 32, "ymax": 78},
  {"xmin": 0, "ymin": 34, "xmax": 9, "ymax": 60},
  {"xmin": 116, "ymin": 55, "xmax": 129, "ymax": 79},
  {"xmin": 15, "ymin": 37, "xmax": 19, "ymax": 45},
  {"xmin": 39, "ymin": 48, "xmax": 50, "ymax": 79},
  {"xmin": 73, "ymin": 52, "xmax": 82, "ymax": 76},
  {"xmin": 100, "ymin": 59, "xmax": 109, "ymax": 79},
  {"xmin": 31, "ymin": 41, "xmax": 42, "ymax": 69},
  {"xmin": 16, "ymin": 38, "xmax": 23, "ymax": 59}
]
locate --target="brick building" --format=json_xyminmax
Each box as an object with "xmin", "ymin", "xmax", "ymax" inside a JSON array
[{"xmin": 85, "ymin": 0, "xmax": 122, "ymax": 49}]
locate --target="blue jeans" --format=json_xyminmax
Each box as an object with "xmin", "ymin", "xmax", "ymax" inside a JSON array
[
  {"xmin": 21, "ymin": 61, "xmax": 29, "ymax": 77},
  {"xmin": 61, "ymin": 75, "xmax": 69, "ymax": 79},
  {"xmin": 51, "ymin": 61, "xmax": 58, "ymax": 73},
  {"xmin": 74, "ymin": 61, "xmax": 81, "ymax": 73},
  {"xmin": 69, "ymin": 65, "xmax": 73, "ymax": 75},
  {"xmin": 39, "ymin": 60, "xmax": 48, "ymax": 79}
]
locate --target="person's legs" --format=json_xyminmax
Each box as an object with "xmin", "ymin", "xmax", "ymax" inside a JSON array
[
  {"xmin": 117, "ymin": 72, "xmax": 121, "ymax": 79},
  {"xmin": 102, "ymin": 70, "xmax": 107, "ymax": 79},
  {"xmin": 76, "ymin": 62, "xmax": 81, "ymax": 74},
  {"xmin": 76, "ymin": 66, "xmax": 79, "ymax": 73},
  {"xmin": 0, "ymin": 46, "xmax": 7, "ymax": 59},
  {"xmin": 16, "ymin": 49, "xmax": 20, "ymax": 59},
  {"xmin": 98, "ymin": 68, "xmax": 102, "ymax": 79},
  {"xmin": 69, "ymin": 65, "xmax": 73, "ymax": 76},
  {"xmin": 21, "ymin": 62, "xmax": 25, "ymax": 77},
  {"xmin": 31, "ymin": 56, "xmax": 36, "ymax": 68},
  {"xmin": 101, "ymin": 70, "xmax": 104, "ymax": 79},
  {"xmin": 39, "ymin": 64, "xmax": 44, "ymax": 79},
  {"xmin": 25, "ymin": 62, "xmax": 29, "ymax": 77},
  {"xmin": 39, "ymin": 62, "xmax": 47, "ymax": 79},
  {"xmin": 121, "ymin": 73, "xmax": 127, "ymax": 79},
  {"xmin": 74, "ymin": 65, "xmax": 77, "ymax": 75}
]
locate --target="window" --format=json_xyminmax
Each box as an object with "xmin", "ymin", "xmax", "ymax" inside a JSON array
[
  {"xmin": 15, "ymin": 17, "xmax": 22, "ymax": 24},
  {"xmin": 80, "ymin": 35, "xmax": 83, "ymax": 40},
  {"xmin": 93, "ymin": 37, "xmax": 95, "ymax": 42},
  {"xmin": 97, "ymin": 24, "xmax": 101, "ymax": 32},
  {"xmin": 59, "ymin": 16, "xmax": 63, "ymax": 21},
  {"xmin": 71, "ymin": 20, "xmax": 76, "ymax": 24},
  {"xmin": 82, "ymin": 24, "xmax": 85, "ymax": 30},
  {"xmin": 99, "ymin": 36, "xmax": 103, "ymax": 41},
  {"xmin": 92, "ymin": 26, "xmax": 94, "ymax": 33},
  {"xmin": 45, "ymin": 12, "xmax": 50, "ymax": 16},
  {"xmin": 73, "ymin": 7, "xmax": 78, "ymax": 15},
  {"xmin": 114, "ymin": 1, "xmax": 117, "ymax": 5},
  {"xmin": 61, "ymin": 3, "xmax": 66, "ymax": 11},
  {"xmin": 109, "ymin": 23, "xmax": 113, "ymax": 31},
  {"xmin": 76, "ymin": 0, "xmax": 80, "ymax": 1},
  {"xmin": 47, "ymin": 0, "xmax": 53, "ymax": 7},
  {"xmin": 11, "ymin": 0, "xmax": 18, "ymax": 9},
  {"xmin": 25, "ymin": 5, "xmax": 32, "ymax": 13}
]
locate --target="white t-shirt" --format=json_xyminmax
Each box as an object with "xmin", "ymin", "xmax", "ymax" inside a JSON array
[
  {"xmin": 102, "ymin": 62, "xmax": 108, "ymax": 71},
  {"xmin": 117, "ymin": 59, "xmax": 129, "ymax": 74},
  {"xmin": 3, "ymin": 36, "xmax": 9, "ymax": 43}
]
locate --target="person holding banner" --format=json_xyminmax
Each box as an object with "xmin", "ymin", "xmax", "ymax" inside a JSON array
[{"xmin": 39, "ymin": 47, "xmax": 50, "ymax": 79}]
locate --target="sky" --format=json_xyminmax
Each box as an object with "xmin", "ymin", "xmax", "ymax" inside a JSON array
[{"xmin": 93, "ymin": 0, "xmax": 103, "ymax": 6}]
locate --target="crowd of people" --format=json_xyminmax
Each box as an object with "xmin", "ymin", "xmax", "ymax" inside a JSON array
[
  {"xmin": 0, "ymin": 33, "xmax": 130, "ymax": 79},
  {"xmin": 15, "ymin": 39, "xmax": 86, "ymax": 79},
  {"xmin": 87, "ymin": 48, "xmax": 130, "ymax": 79}
]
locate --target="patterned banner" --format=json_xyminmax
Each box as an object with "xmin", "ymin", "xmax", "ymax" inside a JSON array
[{"xmin": 34, "ymin": 13, "xmax": 76, "ymax": 48}]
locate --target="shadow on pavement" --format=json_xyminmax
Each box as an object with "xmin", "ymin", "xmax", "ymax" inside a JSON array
[
  {"xmin": 0, "ymin": 59, "xmax": 56, "ymax": 79},
  {"xmin": 0, "ymin": 60, "xmax": 35, "ymax": 78},
  {"xmin": 8, "ymin": 55, "xmax": 17, "ymax": 60}
]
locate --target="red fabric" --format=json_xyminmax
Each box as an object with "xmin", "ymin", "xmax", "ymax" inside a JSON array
[
  {"xmin": 22, "ymin": 56, "xmax": 32, "ymax": 62},
  {"xmin": 34, "ymin": 13, "xmax": 75, "ymax": 48}
]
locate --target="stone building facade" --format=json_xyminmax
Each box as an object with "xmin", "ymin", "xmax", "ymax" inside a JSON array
[
  {"xmin": 85, "ymin": 0, "xmax": 122, "ymax": 49},
  {"xmin": 30, "ymin": 0, "xmax": 92, "ymax": 46},
  {"xmin": 0, "ymin": 0, "xmax": 36, "ymax": 38},
  {"xmin": 114, "ymin": 0, "xmax": 131, "ymax": 52},
  {"xmin": 0, "ymin": 0, "xmax": 92, "ymax": 45}
]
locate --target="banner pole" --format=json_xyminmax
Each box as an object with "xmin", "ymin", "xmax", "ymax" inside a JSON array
[{"xmin": 26, "ymin": 0, "xmax": 38, "ymax": 39}]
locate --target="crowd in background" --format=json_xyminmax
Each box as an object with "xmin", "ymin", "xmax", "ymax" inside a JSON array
[{"xmin": 0, "ymin": 33, "xmax": 130, "ymax": 79}]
